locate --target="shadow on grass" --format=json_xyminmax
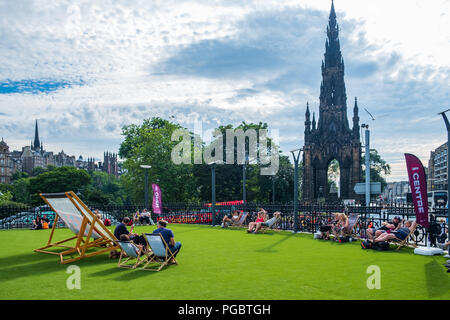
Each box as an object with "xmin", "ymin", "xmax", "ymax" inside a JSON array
[
  {"xmin": 255, "ymin": 233, "xmax": 296, "ymax": 253},
  {"xmin": 0, "ymin": 252, "xmax": 113, "ymax": 282},
  {"xmin": 425, "ymin": 258, "xmax": 449, "ymax": 298},
  {"xmin": 113, "ymin": 264, "xmax": 179, "ymax": 281}
]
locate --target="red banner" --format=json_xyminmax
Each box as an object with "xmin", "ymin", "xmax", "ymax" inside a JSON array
[{"xmin": 404, "ymin": 153, "xmax": 429, "ymax": 228}]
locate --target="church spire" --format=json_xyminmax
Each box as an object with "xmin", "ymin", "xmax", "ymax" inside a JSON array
[
  {"xmin": 312, "ymin": 112, "xmax": 316, "ymax": 131},
  {"xmin": 353, "ymin": 97, "xmax": 360, "ymax": 140},
  {"xmin": 33, "ymin": 120, "xmax": 40, "ymax": 151},
  {"xmin": 324, "ymin": 0, "xmax": 342, "ymax": 69},
  {"xmin": 317, "ymin": 0, "xmax": 349, "ymax": 132},
  {"xmin": 305, "ymin": 102, "xmax": 311, "ymax": 136}
]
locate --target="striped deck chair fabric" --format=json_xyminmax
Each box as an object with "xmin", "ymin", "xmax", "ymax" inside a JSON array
[
  {"xmin": 231, "ymin": 212, "xmax": 248, "ymax": 228},
  {"xmin": 392, "ymin": 222, "xmax": 418, "ymax": 250},
  {"xmin": 142, "ymin": 233, "xmax": 177, "ymax": 271},
  {"xmin": 342, "ymin": 213, "xmax": 360, "ymax": 238},
  {"xmin": 117, "ymin": 241, "xmax": 147, "ymax": 269}
]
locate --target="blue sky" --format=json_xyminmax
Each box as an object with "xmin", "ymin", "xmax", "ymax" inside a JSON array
[{"xmin": 0, "ymin": 0, "xmax": 449, "ymax": 181}]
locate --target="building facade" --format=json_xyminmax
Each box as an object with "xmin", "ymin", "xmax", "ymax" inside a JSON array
[
  {"xmin": 428, "ymin": 142, "xmax": 447, "ymax": 191},
  {"xmin": 0, "ymin": 139, "xmax": 13, "ymax": 184}
]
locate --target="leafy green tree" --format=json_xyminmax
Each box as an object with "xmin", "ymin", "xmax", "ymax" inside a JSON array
[
  {"xmin": 362, "ymin": 149, "xmax": 391, "ymax": 191},
  {"xmin": 11, "ymin": 178, "xmax": 31, "ymax": 204},
  {"xmin": 193, "ymin": 121, "xmax": 294, "ymax": 203},
  {"xmin": 119, "ymin": 117, "xmax": 197, "ymax": 203},
  {"xmin": 28, "ymin": 166, "xmax": 92, "ymax": 205},
  {"xmin": 12, "ymin": 171, "xmax": 29, "ymax": 181}
]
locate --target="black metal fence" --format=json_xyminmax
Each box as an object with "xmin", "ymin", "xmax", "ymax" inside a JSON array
[{"xmin": 0, "ymin": 202, "xmax": 448, "ymax": 248}]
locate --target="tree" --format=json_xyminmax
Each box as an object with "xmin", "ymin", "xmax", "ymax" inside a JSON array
[
  {"xmin": 193, "ymin": 121, "xmax": 294, "ymax": 203},
  {"xmin": 12, "ymin": 171, "xmax": 28, "ymax": 181},
  {"xmin": 119, "ymin": 117, "xmax": 197, "ymax": 203},
  {"xmin": 362, "ymin": 149, "xmax": 391, "ymax": 191},
  {"xmin": 28, "ymin": 166, "xmax": 92, "ymax": 205}
]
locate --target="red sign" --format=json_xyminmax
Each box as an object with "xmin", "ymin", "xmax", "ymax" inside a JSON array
[
  {"xmin": 203, "ymin": 200, "xmax": 244, "ymax": 207},
  {"xmin": 405, "ymin": 153, "xmax": 429, "ymax": 228}
]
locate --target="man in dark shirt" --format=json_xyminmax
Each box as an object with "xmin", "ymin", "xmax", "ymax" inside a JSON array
[
  {"xmin": 114, "ymin": 217, "xmax": 146, "ymax": 246},
  {"xmin": 152, "ymin": 220, "xmax": 182, "ymax": 257},
  {"xmin": 366, "ymin": 216, "xmax": 401, "ymax": 240}
]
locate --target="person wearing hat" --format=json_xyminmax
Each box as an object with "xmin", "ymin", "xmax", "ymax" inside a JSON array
[{"xmin": 152, "ymin": 220, "xmax": 182, "ymax": 259}]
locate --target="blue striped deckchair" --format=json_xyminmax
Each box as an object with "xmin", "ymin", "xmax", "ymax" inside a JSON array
[
  {"xmin": 142, "ymin": 233, "xmax": 177, "ymax": 271},
  {"xmin": 117, "ymin": 240, "xmax": 147, "ymax": 269}
]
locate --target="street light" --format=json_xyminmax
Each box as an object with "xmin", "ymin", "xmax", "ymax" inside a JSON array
[
  {"xmin": 272, "ymin": 175, "xmax": 276, "ymax": 203},
  {"xmin": 438, "ymin": 109, "xmax": 450, "ymax": 257},
  {"xmin": 291, "ymin": 148, "xmax": 302, "ymax": 233},
  {"xmin": 208, "ymin": 161, "xmax": 219, "ymax": 226},
  {"xmin": 140, "ymin": 165, "xmax": 151, "ymax": 210},
  {"xmin": 243, "ymin": 152, "xmax": 249, "ymax": 204},
  {"xmin": 361, "ymin": 124, "xmax": 371, "ymax": 206}
]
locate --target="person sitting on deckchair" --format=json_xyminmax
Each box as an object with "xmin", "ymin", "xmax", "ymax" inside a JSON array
[
  {"xmin": 221, "ymin": 210, "xmax": 241, "ymax": 228},
  {"xmin": 373, "ymin": 220, "xmax": 416, "ymax": 244},
  {"xmin": 247, "ymin": 208, "xmax": 267, "ymax": 233},
  {"xmin": 252, "ymin": 211, "xmax": 282, "ymax": 234},
  {"xmin": 114, "ymin": 217, "xmax": 146, "ymax": 247},
  {"xmin": 119, "ymin": 234, "xmax": 147, "ymax": 254},
  {"xmin": 366, "ymin": 216, "xmax": 401, "ymax": 240},
  {"xmin": 318, "ymin": 216, "xmax": 335, "ymax": 240},
  {"xmin": 152, "ymin": 220, "xmax": 182, "ymax": 258},
  {"xmin": 437, "ymin": 240, "xmax": 450, "ymax": 250},
  {"xmin": 332, "ymin": 213, "xmax": 349, "ymax": 240}
]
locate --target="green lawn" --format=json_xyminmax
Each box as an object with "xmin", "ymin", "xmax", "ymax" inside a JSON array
[{"xmin": 0, "ymin": 224, "xmax": 448, "ymax": 300}]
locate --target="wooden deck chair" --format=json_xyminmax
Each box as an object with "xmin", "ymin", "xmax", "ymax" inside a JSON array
[
  {"xmin": 260, "ymin": 214, "xmax": 282, "ymax": 233},
  {"xmin": 341, "ymin": 213, "xmax": 360, "ymax": 239},
  {"xmin": 117, "ymin": 241, "xmax": 147, "ymax": 269},
  {"xmin": 391, "ymin": 222, "xmax": 418, "ymax": 251},
  {"xmin": 142, "ymin": 233, "xmax": 177, "ymax": 271},
  {"xmin": 34, "ymin": 191, "xmax": 119, "ymax": 264},
  {"xmin": 230, "ymin": 212, "xmax": 248, "ymax": 228}
]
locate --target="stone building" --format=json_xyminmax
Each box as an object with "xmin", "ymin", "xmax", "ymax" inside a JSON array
[
  {"xmin": 302, "ymin": 1, "xmax": 362, "ymax": 201},
  {"xmin": 0, "ymin": 138, "xmax": 13, "ymax": 184}
]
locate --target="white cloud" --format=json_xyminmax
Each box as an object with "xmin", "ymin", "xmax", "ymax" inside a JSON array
[{"xmin": 0, "ymin": 0, "xmax": 448, "ymax": 185}]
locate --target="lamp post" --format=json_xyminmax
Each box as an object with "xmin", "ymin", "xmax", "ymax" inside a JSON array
[
  {"xmin": 243, "ymin": 153, "xmax": 248, "ymax": 204},
  {"xmin": 140, "ymin": 165, "xmax": 151, "ymax": 210},
  {"xmin": 208, "ymin": 161, "xmax": 218, "ymax": 226},
  {"xmin": 291, "ymin": 148, "xmax": 302, "ymax": 233},
  {"xmin": 361, "ymin": 124, "xmax": 371, "ymax": 206},
  {"xmin": 270, "ymin": 174, "xmax": 277, "ymax": 203},
  {"xmin": 438, "ymin": 109, "xmax": 450, "ymax": 257}
]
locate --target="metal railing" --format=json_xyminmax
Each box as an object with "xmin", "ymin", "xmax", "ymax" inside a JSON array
[{"xmin": 0, "ymin": 202, "xmax": 448, "ymax": 248}]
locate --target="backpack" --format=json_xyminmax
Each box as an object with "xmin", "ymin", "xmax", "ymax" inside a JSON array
[
  {"xmin": 373, "ymin": 241, "xmax": 390, "ymax": 251},
  {"xmin": 361, "ymin": 240, "xmax": 373, "ymax": 249}
]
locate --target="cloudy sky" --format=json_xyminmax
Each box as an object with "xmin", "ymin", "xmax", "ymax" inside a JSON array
[{"xmin": 0, "ymin": 0, "xmax": 449, "ymax": 182}]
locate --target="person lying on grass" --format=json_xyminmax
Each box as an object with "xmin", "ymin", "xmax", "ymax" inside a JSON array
[
  {"xmin": 247, "ymin": 208, "xmax": 268, "ymax": 233},
  {"xmin": 373, "ymin": 220, "xmax": 416, "ymax": 243},
  {"xmin": 221, "ymin": 210, "xmax": 241, "ymax": 228},
  {"xmin": 252, "ymin": 211, "xmax": 282, "ymax": 234},
  {"xmin": 366, "ymin": 216, "xmax": 402, "ymax": 240}
]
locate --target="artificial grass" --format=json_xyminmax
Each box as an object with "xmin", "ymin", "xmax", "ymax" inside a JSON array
[{"xmin": 0, "ymin": 224, "xmax": 448, "ymax": 300}]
